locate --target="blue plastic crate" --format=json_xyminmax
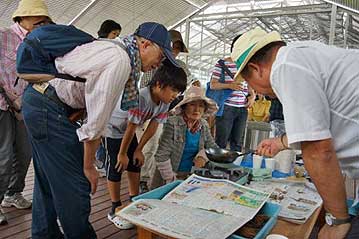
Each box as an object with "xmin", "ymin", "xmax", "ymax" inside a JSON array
[{"xmin": 133, "ymin": 181, "xmax": 281, "ymax": 239}]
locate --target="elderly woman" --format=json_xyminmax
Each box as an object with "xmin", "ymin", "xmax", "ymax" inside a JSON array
[{"xmin": 150, "ymin": 86, "xmax": 219, "ymax": 189}]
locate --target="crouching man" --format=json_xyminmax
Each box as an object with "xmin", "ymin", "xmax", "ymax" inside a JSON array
[{"xmin": 22, "ymin": 22, "xmax": 179, "ymax": 239}]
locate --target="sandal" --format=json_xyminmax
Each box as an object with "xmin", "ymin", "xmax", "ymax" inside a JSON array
[{"xmin": 108, "ymin": 213, "xmax": 134, "ymax": 230}]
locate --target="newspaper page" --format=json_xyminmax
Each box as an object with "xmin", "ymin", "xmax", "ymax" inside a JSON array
[
  {"xmin": 118, "ymin": 199, "xmax": 242, "ymax": 239},
  {"xmin": 163, "ymin": 175, "xmax": 270, "ymax": 222},
  {"xmin": 119, "ymin": 174, "xmax": 270, "ymax": 239},
  {"xmin": 248, "ymin": 180, "xmax": 322, "ymax": 224}
]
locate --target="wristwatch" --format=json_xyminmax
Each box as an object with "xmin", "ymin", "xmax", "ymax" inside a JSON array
[{"xmin": 325, "ymin": 213, "xmax": 352, "ymax": 226}]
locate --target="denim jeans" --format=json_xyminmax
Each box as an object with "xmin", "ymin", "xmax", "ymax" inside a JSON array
[
  {"xmin": 22, "ymin": 86, "xmax": 96, "ymax": 239},
  {"xmin": 345, "ymin": 215, "xmax": 359, "ymax": 238},
  {"xmin": 215, "ymin": 105, "xmax": 248, "ymax": 151}
]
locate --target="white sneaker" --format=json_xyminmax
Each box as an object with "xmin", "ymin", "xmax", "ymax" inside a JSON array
[
  {"xmin": 107, "ymin": 213, "xmax": 134, "ymax": 230},
  {"xmin": 1, "ymin": 193, "xmax": 32, "ymax": 209}
]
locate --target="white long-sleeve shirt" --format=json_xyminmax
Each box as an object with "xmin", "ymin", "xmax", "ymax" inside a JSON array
[{"xmin": 50, "ymin": 40, "xmax": 131, "ymax": 141}]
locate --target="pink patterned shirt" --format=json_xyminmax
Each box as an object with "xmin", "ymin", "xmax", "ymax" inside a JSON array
[{"xmin": 0, "ymin": 23, "xmax": 28, "ymax": 111}]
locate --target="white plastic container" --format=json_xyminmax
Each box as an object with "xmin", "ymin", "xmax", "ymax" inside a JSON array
[
  {"xmin": 253, "ymin": 154, "xmax": 263, "ymax": 169},
  {"xmin": 274, "ymin": 150, "xmax": 296, "ymax": 174},
  {"xmin": 265, "ymin": 158, "xmax": 276, "ymax": 170}
]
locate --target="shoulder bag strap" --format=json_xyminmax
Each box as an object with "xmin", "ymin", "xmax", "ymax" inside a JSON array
[{"xmin": 218, "ymin": 59, "xmax": 235, "ymax": 79}]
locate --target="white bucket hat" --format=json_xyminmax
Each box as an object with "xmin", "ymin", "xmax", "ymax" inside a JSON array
[
  {"xmin": 172, "ymin": 86, "xmax": 218, "ymax": 116},
  {"xmin": 231, "ymin": 27, "xmax": 283, "ymax": 82},
  {"xmin": 12, "ymin": 0, "xmax": 51, "ymax": 21}
]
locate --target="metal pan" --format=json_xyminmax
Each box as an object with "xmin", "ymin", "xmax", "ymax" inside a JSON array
[{"xmin": 205, "ymin": 148, "xmax": 254, "ymax": 164}]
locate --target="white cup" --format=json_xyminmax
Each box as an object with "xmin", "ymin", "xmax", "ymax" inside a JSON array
[
  {"xmin": 252, "ymin": 155, "xmax": 263, "ymax": 169},
  {"xmin": 266, "ymin": 234, "xmax": 288, "ymax": 239},
  {"xmin": 274, "ymin": 150, "xmax": 296, "ymax": 174},
  {"xmin": 265, "ymin": 158, "xmax": 276, "ymax": 170}
]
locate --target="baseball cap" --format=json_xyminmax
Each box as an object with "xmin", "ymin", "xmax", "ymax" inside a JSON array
[{"xmin": 135, "ymin": 22, "xmax": 179, "ymax": 67}]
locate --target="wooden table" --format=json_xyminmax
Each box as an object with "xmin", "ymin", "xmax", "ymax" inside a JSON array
[{"xmin": 136, "ymin": 206, "xmax": 323, "ymax": 239}]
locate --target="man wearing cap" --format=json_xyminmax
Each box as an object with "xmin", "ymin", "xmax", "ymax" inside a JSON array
[
  {"xmin": 137, "ymin": 29, "xmax": 191, "ymax": 193},
  {"xmin": 0, "ymin": 0, "xmax": 52, "ymax": 225},
  {"xmin": 168, "ymin": 29, "xmax": 191, "ymax": 82},
  {"xmin": 231, "ymin": 27, "xmax": 359, "ymax": 238},
  {"xmin": 139, "ymin": 29, "xmax": 191, "ymax": 88},
  {"xmin": 22, "ymin": 21, "xmax": 178, "ymax": 238}
]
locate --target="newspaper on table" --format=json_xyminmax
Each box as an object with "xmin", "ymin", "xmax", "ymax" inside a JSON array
[
  {"xmin": 247, "ymin": 179, "xmax": 322, "ymax": 224},
  {"xmin": 119, "ymin": 174, "xmax": 270, "ymax": 239}
]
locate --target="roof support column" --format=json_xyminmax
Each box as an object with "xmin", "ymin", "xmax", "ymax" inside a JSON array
[
  {"xmin": 309, "ymin": 14, "xmax": 314, "ymax": 40},
  {"xmin": 343, "ymin": 13, "xmax": 350, "ymax": 48},
  {"xmin": 329, "ymin": 4, "xmax": 337, "ymax": 45},
  {"xmin": 185, "ymin": 19, "xmax": 191, "ymax": 65},
  {"xmin": 223, "ymin": 6, "xmax": 228, "ymax": 57},
  {"xmin": 199, "ymin": 19, "xmax": 204, "ymax": 81}
]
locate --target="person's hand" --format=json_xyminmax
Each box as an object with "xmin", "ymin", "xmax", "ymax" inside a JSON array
[
  {"xmin": 133, "ymin": 149, "xmax": 145, "ymax": 167},
  {"xmin": 263, "ymin": 114, "xmax": 270, "ymax": 122},
  {"xmin": 165, "ymin": 174, "xmax": 177, "ymax": 184},
  {"xmin": 84, "ymin": 165, "xmax": 99, "ymax": 194},
  {"xmin": 256, "ymin": 138, "xmax": 283, "ymax": 157},
  {"xmin": 194, "ymin": 156, "xmax": 206, "ymax": 168},
  {"xmin": 318, "ymin": 223, "xmax": 351, "ymax": 239},
  {"xmin": 116, "ymin": 153, "xmax": 129, "ymax": 172},
  {"xmin": 246, "ymin": 96, "xmax": 255, "ymax": 108},
  {"xmin": 229, "ymin": 82, "xmax": 243, "ymax": 91}
]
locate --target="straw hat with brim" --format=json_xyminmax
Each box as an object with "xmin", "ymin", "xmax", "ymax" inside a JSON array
[
  {"xmin": 172, "ymin": 86, "xmax": 218, "ymax": 116},
  {"xmin": 230, "ymin": 27, "xmax": 283, "ymax": 82},
  {"xmin": 169, "ymin": 30, "xmax": 189, "ymax": 53},
  {"xmin": 12, "ymin": 0, "xmax": 51, "ymax": 21}
]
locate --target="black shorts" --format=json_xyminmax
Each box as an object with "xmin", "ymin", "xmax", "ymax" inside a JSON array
[{"xmin": 104, "ymin": 137, "xmax": 140, "ymax": 182}]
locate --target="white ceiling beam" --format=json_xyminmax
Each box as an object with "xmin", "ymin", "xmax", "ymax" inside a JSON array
[
  {"xmin": 168, "ymin": 0, "xmax": 216, "ymax": 29},
  {"xmin": 321, "ymin": 0, "xmax": 359, "ymax": 15},
  {"xmin": 68, "ymin": 0, "xmax": 100, "ymax": 25},
  {"xmin": 192, "ymin": 3, "xmax": 329, "ymax": 19},
  {"xmin": 191, "ymin": 9, "xmax": 332, "ymax": 22},
  {"xmin": 181, "ymin": 0, "xmax": 202, "ymax": 9}
]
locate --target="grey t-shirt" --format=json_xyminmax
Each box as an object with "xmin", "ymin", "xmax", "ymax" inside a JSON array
[{"xmin": 105, "ymin": 87, "xmax": 170, "ymax": 139}]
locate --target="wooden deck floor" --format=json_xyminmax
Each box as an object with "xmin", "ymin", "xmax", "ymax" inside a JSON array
[{"xmin": 0, "ymin": 163, "xmax": 137, "ymax": 239}]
